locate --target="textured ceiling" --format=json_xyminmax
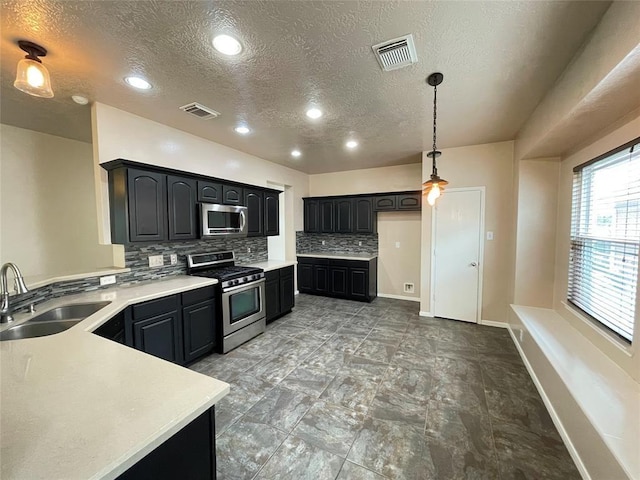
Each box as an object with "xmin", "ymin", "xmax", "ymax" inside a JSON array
[{"xmin": 0, "ymin": 1, "xmax": 611, "ymax": 174}]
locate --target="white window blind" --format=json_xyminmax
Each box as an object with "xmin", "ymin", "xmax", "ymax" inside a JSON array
[{"xmin": 568, "ymin": 138, "xmax": 640, "ymax": 343}]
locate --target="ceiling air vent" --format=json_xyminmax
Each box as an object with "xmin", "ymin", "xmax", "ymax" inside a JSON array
[
  {"xmin": 179, "ymin": 102, "xmax": 220, "ymax": 120},
  {"xmin": 372, "ymin": 34, "xmax": 418, "ymax": 72}
]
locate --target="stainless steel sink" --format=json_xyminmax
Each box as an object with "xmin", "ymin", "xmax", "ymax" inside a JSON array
[{"xmin": 0, "ymin": 301, "xmax": 111, "ymax": 341}]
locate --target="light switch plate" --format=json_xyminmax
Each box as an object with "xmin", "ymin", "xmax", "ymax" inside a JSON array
[
  {"xmin": 486, "ymin": 231, "xmax": 494, "ymax": 240},
  {"xmin": 99, "ymin": 275, "xmax": 116, "ymax": 286},
  {"xmin": 170, "ymin": 254, "xmax": 178, "ymax": 265},
  {"xmin": 395, "ymin": 242, "xmax": 401, "ymax": 248},
  {"xmin": 148, "ymin": 255, "xmax": 164, "ymax": 268}
]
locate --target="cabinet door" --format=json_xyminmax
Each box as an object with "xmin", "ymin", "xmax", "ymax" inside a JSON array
[
  {"xmin": 167, "ymin": 175, "xmax": 197, "ymax": 240},
  {"xmin": 128, "ymin": 169, "xmax": 167, "ymax": 242},
  {"xmin": 320, "ymin": 200, "xmax": 335, "ymax": 233},
  {"xmin": 222, "ymin": 184, "xmax": 244, "ymax": 205},
  {"xmin": 334, "ymin": 198, "xmax": 354, "ymax": 233},
  {"xmin": 397, "ymin": 193, "xmax": 421, "ymax": 210},
  {"xmin": 349, "ymin": 268, "xmax": 369, "ymax": 301},
  {"xmin": 329, "ymin": 266, "xmax": 349, "ymax": 297},
  {"xmin": 373, "ymin": 195, "xmax": 397, "ymax": 211},
  {"xmin": 182, "ymin": 300, "xmax": 215, "ymax": 363},
  {"xmin": 314, "ymin": 265, "xmax": 329, "ymax": 293},
  {"xmin": 264, "ymin": 191, "xmax": 280, "ymax": 236},
  {"xmin": 244, "ymin": 189, "xmax": 264, "ymax": 237},
  {"xmin": 304, "ymin": 199, "xmax": 320, "ymax": 233},
  {"xmin": 298, "ymin": 263, "xmax": 314, "ymax": 292},
  {"xmin": 354, "ymin": 198, "xmax": 375, "ymax": 234},
  {"xmin": 133, "ymin": 311, "xmax": 183, "ymax": 364},
  {"xmin": 265, "ymin": 275, "xmax": 280, "ymax": 323},
  {"xmin": 279, "ymin": 266, "xmax": 295, "ymax": 313},
  {"xmin": 197, "ymin": 181, "xmax": 222, "ymax": 203}
]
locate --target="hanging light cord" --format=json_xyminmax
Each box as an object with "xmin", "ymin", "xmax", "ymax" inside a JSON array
[{"xmin": 431, "ymin": 82, "xmax": 438, "ymax": 177}]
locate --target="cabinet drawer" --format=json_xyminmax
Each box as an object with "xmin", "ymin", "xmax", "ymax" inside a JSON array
[
  {"xmin": 280, "ymin": 265, "xmax": 294, "ymax": 278},
  {"xmin": 132, "ymin": 295, "xmax": 179, "ymax": 320},
  {"xmin": 373, "ymin": 195, "xmax": 397, "ymax": 211},
  {"xmin": 297, "ymin": 257, "xmax": 329, "ymax": 265},
  {"xmin": 397, "ymin": 193, "xmax": 421, "ymax": 210},
  {"xmin": 182, "ymin": 286, "xmax": 216, "ymax": 307},
  {"xmin": 265, "ymin": 270, "xmax": 279, "ymax": 282}
]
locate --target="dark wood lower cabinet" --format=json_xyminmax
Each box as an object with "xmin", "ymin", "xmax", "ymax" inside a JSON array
[
  {"xmin": 297, "ymin": 257, "xmax": 377, "ymax": 302},
  {"xmin": 118, "ymin": 407, "xmax": 216, "ymax": 480},
  {"xmin": 182, "ymin": 300, "xmax": 216, "ymax": 363},
  {"xmin": 265, "ymin": 266, "xmax": 295, "ymax": 323},
  {"xmin": 133, "ymin": 311, "xmax": 183, "ymax": 364}
]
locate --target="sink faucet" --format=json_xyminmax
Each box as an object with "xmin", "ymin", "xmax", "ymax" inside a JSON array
[{"xmin": 0, "ymin": 263, "xmax": 30, "ymax": 323}]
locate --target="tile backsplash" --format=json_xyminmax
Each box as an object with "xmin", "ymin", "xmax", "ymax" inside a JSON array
[
  {"xmin": 296, "ymin": 231, "xmax": 378, "ymax": 255},
  {"xmin": 11, "ymin": 237, "xmax": 268, "ymax": 313}
]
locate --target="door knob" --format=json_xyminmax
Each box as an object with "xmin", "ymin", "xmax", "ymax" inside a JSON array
[{"xmin": 470, "ymin": 262, "xmax": 478, "ymax": 267}]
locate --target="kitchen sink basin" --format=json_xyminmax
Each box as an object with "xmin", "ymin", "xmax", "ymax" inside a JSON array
[{"xmin": 0, "ymin": 301, "xmax": 111, "ymax": 341}]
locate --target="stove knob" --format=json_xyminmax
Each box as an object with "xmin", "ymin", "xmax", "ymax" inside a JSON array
[
  {"xmin": 233, "ymin": 279, "xmax": 239, "ymax": 285},
  {"xmin": 254, "ymin": 274, "xmax": 260, "ymax": 280},
  {"xmin": 243, "ymin": 276, "xmax": 249, "ymax": 282}
]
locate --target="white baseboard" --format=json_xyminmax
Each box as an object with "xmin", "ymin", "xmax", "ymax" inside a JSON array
[
  {"xmin": 506, "ymin": 326, "xmax": 590, "ymax": 480},
  {"xmin": 480, "ymin": 320, "xmax": 509, "ymax": 329},
  {"xmin": 377, "ymin": 293, "xmax": 420, "ymax": 302},
  {"xmin": 419, "ymin": 311, "xmax": 433, "ymax": 317}
]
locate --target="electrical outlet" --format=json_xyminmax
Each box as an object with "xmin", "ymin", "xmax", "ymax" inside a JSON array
[
  {"xmin": 247, "ymin": 247, "xmax": 251, "ymax": 253},
  {"xmin": 519, "ymin": 329, "xmax": 524, "ymax": 342},
  {"xmin": 99, "ymin": 275, "xmax": 116, "ymax": 286},
  {"xmin": 486, "ymin": 231, "xmax": 494, "ymax": 240},
  {"xmin": 358, "ymin": 241, "xmax": 362, "ymax": 247},
  {"xmin": 395, "ymin": 242, "xmax": 401, "ymax": 248},
  {"xmin": 170, "ymin": 254, "xmax": 178, "ymax": 265},
  {"xmin": 148, "ymin": 255, "xmax": 164, "ymax": 268},
  {"xmin": 403, "ymin": 282, "xmax": 415, "ymax": 293}
]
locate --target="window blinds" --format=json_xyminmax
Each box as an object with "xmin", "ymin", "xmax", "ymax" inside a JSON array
[{"xmin": 568, "ymin": 139, "xmax": 640, "ymax": 342}]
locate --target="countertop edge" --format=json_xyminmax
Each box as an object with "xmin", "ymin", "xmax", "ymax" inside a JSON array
[
  {"xmin": 296, "ymin": 253, "xmax": 378, "ymax": 261},
  {"xmin": 242, "ymin": 259, "xmax": 298, "ymax": 272}
]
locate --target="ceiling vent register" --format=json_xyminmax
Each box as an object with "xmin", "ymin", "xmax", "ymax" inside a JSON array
[
  {"xmin": 179, "ymin": 102, "xmax": 220, "ymax": 120},
  {"xmin": 372, "ymin": 34, "xmax": 418, "ymax": 71}
]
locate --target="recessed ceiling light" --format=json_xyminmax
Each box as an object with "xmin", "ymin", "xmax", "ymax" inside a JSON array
[
  {"xmin": 213, "ymin": 35, "xmax": 242, "ymax": 55},
  {"xmin": 71, "ymin": 95, "xmax": 89, "ymax": 105},
  {"xmin": 291, "ymin": 150, "xmax": 302, "ymax": 158},
  {"xmin": 306, "ymin": 108, "xmax": 323, "ymax": 120},
  {"xmin": 234, "ymin": 125, "xmax": 250, "ymax": 135},
  {"xmin": 346, "ymin": 140, "xmax": 359, "ymax": 149},
  {"xmin": 124, "ymin": 76, "xmax": 152, "ymax": 90}
]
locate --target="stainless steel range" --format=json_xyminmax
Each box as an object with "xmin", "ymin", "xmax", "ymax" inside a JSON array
[{"xmin": 187, "ymin": 251, "xmax": 265, "ymax": 353}]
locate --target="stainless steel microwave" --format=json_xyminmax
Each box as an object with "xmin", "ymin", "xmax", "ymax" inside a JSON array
[{"xmin": 200, "ymin": 203, "xmax": 248, "ymax": 238}]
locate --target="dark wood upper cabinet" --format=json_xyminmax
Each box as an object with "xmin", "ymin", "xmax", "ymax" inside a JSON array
[
  {"xmin": 264, "ymin": 190, "xmax": 280, "ymax": 236},
  {"xmin": 397, "ymin": 193, "xmax": 421, "ymax": 210},
  {"xmin": 127, "ymin": 169, "xmax": 167, "ymax": 242},
  {"xmin": 167, "ymin": 176, "xmax": 197, "ymax": 240},
  {"xmin": 244, "ymin": 189, "xmax": 264, "ymax": 237},
  {"xmin": 304, "ymin": 199, "xmax": 320, "ymax": 233},
  {"xmin": 354, "ymin": 198, "xmax": 375, "ymax": 234},
  {"xmin": 373, "ymin": 195, "xmax": 397, "ymax": 211},
  {"xmin": 197, "ymin": 180, "xmax": 222, "ymax": 203},
  {"xmin": 334, "ymin": 198, "xmax": 354, "ymax": 233},
  {"xmin": 320, "ymin": 199, "xmax": 335, "ymax": 233},
  {"xmin": 223, "ymin": 184, "xmax": 243, "ymax": 205}
]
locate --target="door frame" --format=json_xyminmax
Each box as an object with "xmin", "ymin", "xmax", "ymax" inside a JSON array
[{"xmin": 430, "ymin": 186, "xmax": 486, "ymax": 323}]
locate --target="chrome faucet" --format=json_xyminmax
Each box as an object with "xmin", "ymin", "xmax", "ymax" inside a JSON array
[{"xmin": 0, "ymin": 263, "xmax": 30, "ymax": 323}]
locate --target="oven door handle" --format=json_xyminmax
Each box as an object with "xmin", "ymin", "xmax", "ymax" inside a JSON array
[{"xmin": 222, "ymin": 278, "xmax": 265, "ymax": 294}]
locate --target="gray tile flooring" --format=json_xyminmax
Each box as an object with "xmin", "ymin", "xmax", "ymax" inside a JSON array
[{"xmin": 190, "ymin": 294, "xmax": 580, "ymax": 480}]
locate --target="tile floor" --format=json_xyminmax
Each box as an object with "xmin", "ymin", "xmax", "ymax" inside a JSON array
[{"xmin": 190, "ymin": 294, "xmax": 580, "ymax": 480}]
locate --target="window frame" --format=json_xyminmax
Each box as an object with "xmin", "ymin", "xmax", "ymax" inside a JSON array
[{"xmin": 567, "ymin": 136, "xmax": 640, "ymax": 345}]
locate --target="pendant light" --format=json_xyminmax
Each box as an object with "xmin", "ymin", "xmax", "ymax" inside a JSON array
[
  {"xmin": 423, "ymin": 72, "xmax": 447, "ymax": 206},
  {"xmin": 14, "ymin": 40, "xmax": 54, "ymax": 98}
]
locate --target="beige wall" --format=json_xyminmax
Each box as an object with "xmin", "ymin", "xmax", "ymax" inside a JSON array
[
  {"xmin": 513, "ymin": 158, "xmax": 560, "ymax": 307},
  {"xmin": 421, "ymin": 141, "xmax": 515, "ymax": 322},
  {"xmin": 553, "ymin": 113, "xmax": 640, "ymax": 381},
  {"xmin": 0, "ymin": 124, "xmax": 115, "ymax": 280},
  {"xmin": 309, "ymin": 163, "xmax": 422, "ymax": 196},
  {"xmin": 91, "ymin": 103, "xmax": 309, "ymax": 263},
  {"xmin": 377, "ymin": 211, "xmax": 421, "ymax": 301}
]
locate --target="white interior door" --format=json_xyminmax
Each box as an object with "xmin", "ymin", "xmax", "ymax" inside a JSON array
[{"xmin": 433, "ymin": 189, "xmax": 483, "ymax": 323}]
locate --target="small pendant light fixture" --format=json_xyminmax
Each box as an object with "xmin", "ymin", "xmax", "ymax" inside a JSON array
[
  {"xmin": 423, "ymin": 72, "xmax": 448, "ymax": 206},
  {"xmin": 14, "ymin": 40, "xmax": 54, "ymax": 98}
]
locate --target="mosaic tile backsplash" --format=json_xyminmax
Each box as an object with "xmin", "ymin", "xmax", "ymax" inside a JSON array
[
  {"xmin": 11, "ymin": 237, "xmax": 268, "ymax": 313},
  {"xmin": 296, "ymin": 231, "xmax": 378, "ymax": 256}
]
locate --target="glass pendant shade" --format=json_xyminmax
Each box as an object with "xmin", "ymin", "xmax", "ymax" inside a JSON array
[
  {"xmin": 14, "ymin": 57, "xmax": 53, "ymax": 98},
  {"xmin": 426, "ymin": 184, "xmax": 441, "ymax": 206}
]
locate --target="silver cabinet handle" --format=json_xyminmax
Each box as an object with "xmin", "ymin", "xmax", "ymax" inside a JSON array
[{"xmin": 470, "ymin": 262, "xmax": 478, "ymax": 267}]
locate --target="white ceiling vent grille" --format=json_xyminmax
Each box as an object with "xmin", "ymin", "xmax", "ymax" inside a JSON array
[
  {"xmin": 179, "ymin": 102, "xmax": 220, "ymax": 120},
  {"xmin": 372, "ymin": 34, "xmax": 418, "ymax": 72}
]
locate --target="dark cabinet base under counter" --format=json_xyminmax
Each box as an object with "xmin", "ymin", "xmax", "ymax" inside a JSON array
[{"xmin": 297, "ymin": 255, "xmax": 377, "ymax": 302}]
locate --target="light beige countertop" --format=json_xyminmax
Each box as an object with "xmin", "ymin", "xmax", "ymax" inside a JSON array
[
  {"xmin": 1, "ymin": 276, "xmax": 229, "ymax": 480},
  {"xmin": 297, "ymin": 252, "xmax": 378, "ymax": 261},
  {"xmin": 19, "ymin": 266, "xmax": 132, "ymax": 292},
  {"xmin": 243, "ymin": 259, "xmax": 297, "ymax": 272}
]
